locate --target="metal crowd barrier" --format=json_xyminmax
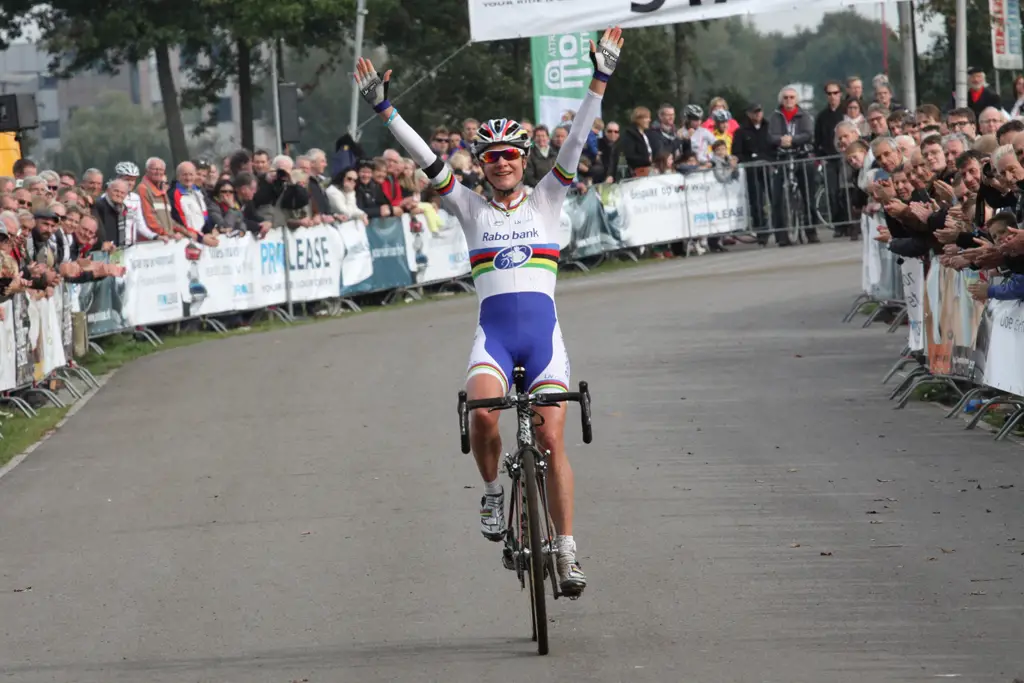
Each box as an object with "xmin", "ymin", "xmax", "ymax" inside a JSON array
[{"xmin": 847, "ymin": 213, "xmax": 1024, "ymax": 441}]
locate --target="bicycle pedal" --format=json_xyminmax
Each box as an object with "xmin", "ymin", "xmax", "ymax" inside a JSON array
[{"xmin": 501, "ymin": 548, "xmax": 516, "ymax": 571}]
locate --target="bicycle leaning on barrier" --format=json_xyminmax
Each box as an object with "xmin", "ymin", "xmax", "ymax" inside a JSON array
[{"xmin": 354, "ymin": 23, "xmax": 626, "ymax": 640}]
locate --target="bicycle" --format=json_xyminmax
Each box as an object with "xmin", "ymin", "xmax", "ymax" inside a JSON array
[
  {"xmin": 775, "ymin": 146, "xmax": 814, "ymax": 245},
  {"xmin": 457, "ymin": 367, "xmax": 593, "ymax": 656}
]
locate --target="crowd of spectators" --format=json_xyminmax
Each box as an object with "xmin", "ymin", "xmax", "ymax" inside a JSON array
[{"xmin": 7, "ymin": 63, "xmax": 1024, "ymax": 315}]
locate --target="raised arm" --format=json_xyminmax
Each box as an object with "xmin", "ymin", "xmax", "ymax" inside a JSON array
[
  {"xmin": 535, "ymin": 27, "xmax": 623, "ymax": 201},
  {"xmin": 354, "ymin": 59, "xmax": 472, "ymax": 214}
]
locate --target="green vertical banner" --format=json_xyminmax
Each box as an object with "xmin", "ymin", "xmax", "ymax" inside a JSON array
[{"xmin": 530, "ymin": 31, "xmax": 598, "ymax": 132}]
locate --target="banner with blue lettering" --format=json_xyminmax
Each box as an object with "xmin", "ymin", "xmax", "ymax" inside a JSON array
[
  {"xmin": 255, "ymin": 228, "xmax": 289, "ymax": 308},
  {"xmin": 189, "ymin": 234, "xmax": 257, "ymax": 316},
  {"xmin": 284, "ymin": 224, "xmax": 344, "ymax": 303},
  {"xmin": 363, "ymin": 217, "xmax": 413, "ymax": 292},
  {"xmin": 403, "ymin": 213, "xmax": 471, "ymax": 285},
  {"xmin": 683, "ymin": 167, "xmax": 748, "ymax": 236},
  {"xmin": 338, "ymin": 220, "xmax": 374, "ymax": 294}
]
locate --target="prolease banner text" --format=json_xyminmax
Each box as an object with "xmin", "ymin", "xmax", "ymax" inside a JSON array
[{"xmin": 469, "ymin": 0, "xmax": 881, "ymax": 43}]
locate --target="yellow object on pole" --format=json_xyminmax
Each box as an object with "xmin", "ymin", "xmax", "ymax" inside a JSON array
[{"xmin": 0, "ymin": 131, "xmax": 22, "ymax": 176}]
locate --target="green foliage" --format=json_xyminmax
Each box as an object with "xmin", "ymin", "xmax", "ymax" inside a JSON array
[{"xmin": 45, "ymin": 91, "xmax": 171, "ymax": 175}]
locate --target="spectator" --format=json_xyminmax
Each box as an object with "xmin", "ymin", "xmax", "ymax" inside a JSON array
[
  {"xmin": 733, "ymin": 103, "xmax": 772, "ymax": 242},
  {"xmin": 845, "ymin": 76, "xmax": 864, "ymax": 104},
  {"xmin": 354, "ymin": 159, "xmax": 391, "ymax": 218},
  {"xmin": 649, "ymin": 104, "xmax": 686, "ymax": 167},
  {"xmin": 944, "ymin": 133, "xmax": 969, "ymax": 172},
  {"xmin": 709, "ymin": 109, "xmax": 734, "ymax": 154},
  {"xmin": 170, "ymin": 161, "xmax": 214, "ymax": 243},
  {"xmin": 768, "ymin": 85, "xmax": 817, "ymax": 245},
  {"xmin": 680, "ymin": 104, "xmax": 715, "ymax": 164},
  {"xmin": 844, "ymin": 98, "xmax": 869, "ymax": 137},
  {"xmin": 916, "ymin": 104, "xmax": 942, "ymax": 129},
  {"xmin": 817, "ymin": 81, "xmax": 850, "ymax": 236},
  {"xmin": 326, "ymin": 168, "xmax": 368, "ymax": 224},
  {"xmin": 429, "ymin": 126, "xmax": 451, "ymax": 161},
  {"xmin": 866, "ymin": 104, "xmax": 890, "ymax": 139},
  {"xmin": 205, "ymin": 178, "xmax": 246, "ymax": 236},
  {"xmin": 978, "ymin": 107, "xmax": 1005, "ymax": 137},
  {"xmin": 1007, "ymin": 74, "xmax": 1024, "ymax": 117},
  {"xmin": 873, "ymin": 78, "xmax": 900, "ymax": 112},
  {"xmin": 525, "ymin": 125, "xmax": 557, "ymax": 186},
  {"xmin": 621, "ymin": 106, "xmax": 655, "ymax": 177},
  {"xmin": 91, "ymin": 178, "xmax": 130, "ymax": 249},
  {"xmin": 137, "ymin": 157, "xmax": 182, "ymax": 241},
  {"xmin": 80, "ymin": 168, "xmax": 103, "ymax": 204},
  {"xmin": 597, "ymin": 121, "xmax": 623, "ymax": 182},
  {"xmin": 947, "ymin": 107, "xmax": 978, "ymax": 140},
  {"xmin": 232, "ymin": 171, "xmax": 271, "ymax": 239},
  {"xmin": 997, "ymin": 119, "xmax": 1024, "ymax": 145},
  {"xmin": 701, "ymin": 96, "xmax": 739, "ymax": 138},
  {"xmin": 966, "ymin": 67, "xmax": 1003, "ymax": 119}
]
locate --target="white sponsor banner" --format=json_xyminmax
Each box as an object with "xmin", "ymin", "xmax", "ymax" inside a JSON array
[
  {"xmin": 982, "ymin": 299, "xmax": 1024, "ymax": 396},
  {"xmin": 285, "ymin": 224, "xmax": 344, "ymax": 303},
  {"xmin": 862, "ymin": 212, "xmax": 883, "ymax": 294},
  {"xmin": 617, "ymin": 174, "xmax": 687, "ymax": 246},
  {"xmin": 991, "ymin": 0, "xmax": 1023, "ymax": 70},
  {"xmin": 27, "ymin": 296, "xmax": 66, "ymax": 376},
  {"xmin": 252, "ymin": 228, "xmax": 288, "ymax": 308},
  {"xmin": 683, "ymin": 167, "xmax": 748, "ymax": 236},
  {"xmin": 900, "ymin": 258, "xmax": 925, "ymax": 352},
  {"xmin": 338, "ymin": 220, "xmax": 373, "ymax": 288},
  {"xmin": 469, "ymin": 0, "xmax": 880, "ymax": 42},
  {"xmin": 190, "ymin": 234, "xmax": 257, "ymax": 316},
  {"xmin": 405, "ymin": 212, "xmax": 472, "ymax": 284},
  {"xmin": 0, "ymin": 300, "xmax": 16, "ymax": 391},
  {"xmin": 121, "ymin": 240, "xmax": 191, "ymax": 326}
]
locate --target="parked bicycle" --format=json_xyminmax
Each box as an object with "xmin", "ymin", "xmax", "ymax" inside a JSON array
[{"xmin": 457, "ymin": 367, "xmax": 593, "ymax": 656}]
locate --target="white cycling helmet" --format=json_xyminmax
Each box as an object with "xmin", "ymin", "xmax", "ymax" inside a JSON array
[
  {"xmin": 711, "ymin": 109, "xmax": 731, "ymax": 123},
  {"xmin": 684, "ymin": 104, "xmax": 704, "ymax": 120},
  {"xmin": 115, "ymin": 161, "xmax": 140, "ymax": 178},
  {"xmin": 471, "ymin": 118, "xmax": 532, "ymax": 159}
]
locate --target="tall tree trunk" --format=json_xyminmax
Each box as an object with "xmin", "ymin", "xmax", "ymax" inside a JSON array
[
  {"xmin": 237, "ymin": 38, "xmax": 254, "ymax": 151},
  {"xmin": 672, "ymin": 24, "xmax": 690, "ymax": 109},
  {"xmin": 155, "ymin": 42, "xmax": 189, "ymax": 165}
]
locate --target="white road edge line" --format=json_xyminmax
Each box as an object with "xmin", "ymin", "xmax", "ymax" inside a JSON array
[{"xmin": 0, "ymin": 370, "xmax": 116, "ymax": 483}]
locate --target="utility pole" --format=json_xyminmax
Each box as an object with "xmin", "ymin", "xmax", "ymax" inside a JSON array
[
  {"xmin": 954, "ymin": 0, "xmax": 968, "ymax": 106},
  {"xmin": 349, "ymin": 0, "xmax": 368, "ymax": 140},
  {"xmin": 898, "ymin": 0, "xmax": 917, "ymax": 111}
]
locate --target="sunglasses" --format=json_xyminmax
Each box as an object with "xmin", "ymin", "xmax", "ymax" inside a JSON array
[
  {"xmin": 480, "ymin": 148, "xmax": 524, "ymax": 164},
  {"xmin": 344, "ymin": 176, "xmax": 358, "ymax": 182},
  {"xmin": 826, "ymin": 90, "xmax": 841, "ymax": 95}
]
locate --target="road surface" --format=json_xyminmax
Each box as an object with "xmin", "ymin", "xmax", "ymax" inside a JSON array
[{"xmin": 1, "ymin": 241, "xmax": 1022, "ymax": 682}]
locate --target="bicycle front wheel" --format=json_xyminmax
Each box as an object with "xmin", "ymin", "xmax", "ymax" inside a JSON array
[{"xmin": 522, "ymin": 445, "xmax": 549, "ymax": 655}]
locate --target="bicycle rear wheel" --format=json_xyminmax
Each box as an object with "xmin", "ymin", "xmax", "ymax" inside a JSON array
[{"xmin": 522, "ymin": 445, "xmax": 549, "ymax": 655}]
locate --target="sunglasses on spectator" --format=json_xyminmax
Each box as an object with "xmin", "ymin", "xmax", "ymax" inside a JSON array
[
  {"xmin": 826, "ymin": 89, "xmax": 841, "ymax": 95},
  {"xmin": 17, "ymin": 199, "xmax": 29, "ymax": 207},
  {"xmin": 344, "ymin": 175, "xmax": 358, "ymax": 182},
  {"xmin": 480, "ymin": 148, "xmax": 524, "ymax": 164},
  {"xmin": 434, "ymin": 137, "xmax": 449, "ymax": 143},
  {"xmin": 47, "ymin": 185, "xmax": 58, "ymax": 191},
  {"xmin": 949, "ymin": 120, "xmax": 969, "ymax": 128}
]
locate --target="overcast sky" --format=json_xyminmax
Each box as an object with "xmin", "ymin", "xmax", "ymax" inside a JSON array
[{"xmin": 752, "ymin": 1, "xmax": 944, "ymax": 48}]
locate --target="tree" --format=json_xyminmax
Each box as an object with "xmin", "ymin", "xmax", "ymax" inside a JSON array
[
  {"xmin": 44, "ymin": 91, "xmax": 171, "ymax": 175},
  {"xmin": 25, "ymin": 0, "xmax": 194, "ymax": 164}
]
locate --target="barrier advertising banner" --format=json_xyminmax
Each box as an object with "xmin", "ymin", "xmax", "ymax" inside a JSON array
[
  {"xmin": 405, "ymin": 213, "xmax": 472, "ymax": 285},
  {"xmin": 0, "ymin": 300, "xmax": 15, "ymax": 391},
  {"xmin": 981, "ymin": 299, "xmax": 1024, "ymax": 396},
  {"xmin": 284, "ymin": 224, "xmax": 345, "ymax": 303},
  {"xmin": 364, "ymin": 217, "xmax": 414, "ymax": 292},
  {"xmin": 924, "ymin": 262, "xmax": 986, "ymax": 380},
  {"xmin": 121, "ymin": 239, "xmax": 191, "ymax": 327},
  {"xmin": 338, "ymin": 220, "xmax": 374, "ymax": 292},
  {"xmin": 71, "ymin": 251, "xmax": 127, "ymax": 337},
  {"xmin": 900, "ymin": 257, "xmax": 925, "ymax": 352},
  {"xmin": 861, "ymin": 213, "xmax": 904, "ymax": 301},
  {"xmin": 190, "ymin": 235, "xmax": 257, "ymax": 316},
  {"xmin": 615, "ymin": 174, "xmax": 688, "ymax": 246},
  {"xmin": 530, "ymin": 31, "xmax": 599, "ymax": 131},
  {"xmin": 561, "ymin": 191, "xmax": 622, "ymax": 258},
  {"xmin": 683, "ymin": 168, "xmax": 748, "ymax": 236},
  {"xmin": 469, "ymin": 0, "xmax": 881, "ymax": 42}
]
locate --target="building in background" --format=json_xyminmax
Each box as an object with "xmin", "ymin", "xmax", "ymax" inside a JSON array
[{"xmin": 0, "ymin": 40, "xmax": 276, "ymax": 163}]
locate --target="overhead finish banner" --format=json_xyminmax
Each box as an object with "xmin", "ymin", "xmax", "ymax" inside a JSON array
[{"xmin": 470, "ymin": 0, "xmax": 882, "ymax": 42}]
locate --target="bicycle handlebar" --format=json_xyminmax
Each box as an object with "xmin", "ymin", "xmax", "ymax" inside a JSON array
[{"xmin": 457, "ymin": 382, "xmax": 594, "ymax": 453}]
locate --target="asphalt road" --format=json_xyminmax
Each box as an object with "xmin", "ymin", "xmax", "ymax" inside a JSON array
[{"xmin": 1, "ymin": 240, "xmax": 1022, "ymax": 683}]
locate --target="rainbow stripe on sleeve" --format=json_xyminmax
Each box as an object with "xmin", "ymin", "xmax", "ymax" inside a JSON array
[
  {"xmin": 551, "ymin": 163, "xmax": 575, "ymax": 186},
  {"xmin": 433, "ymin": 169, "xmax": 456, "ymax": 196},
  {"xmin": 469, "ymin": 243, "xmax": 560, "ymax": 279}
]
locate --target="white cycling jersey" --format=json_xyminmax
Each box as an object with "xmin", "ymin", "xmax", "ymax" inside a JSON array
[{"xmin": 387, "ymin": 89, "xmax": 603, "ymax": 394}]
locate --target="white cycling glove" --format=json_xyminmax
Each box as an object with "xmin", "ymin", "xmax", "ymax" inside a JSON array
[
  {"xmin": 590, "ymin": 33, "xmax": 621, "ymax": 82},
  {"xmin": 357, "ymin": 69, "xmax": 392, "ymax": 113}
]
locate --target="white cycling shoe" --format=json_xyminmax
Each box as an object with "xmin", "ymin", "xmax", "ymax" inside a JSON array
[
  {"xmin": 555, "ymin": 537, "xmax": 587, "ymax": 598},
  {"xmin": 480, "ymin": 487, "xmax": 507, "ymax": 541}
]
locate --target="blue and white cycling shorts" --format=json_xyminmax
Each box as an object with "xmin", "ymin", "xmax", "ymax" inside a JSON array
[{"xmin": 466, "ymin": 292, "xmax": 569, "ymax": 395}]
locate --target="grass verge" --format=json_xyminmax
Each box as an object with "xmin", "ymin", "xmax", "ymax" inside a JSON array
[{"xmin": 0, "ymin": 406, "xmax": 71, "ymax": 469}]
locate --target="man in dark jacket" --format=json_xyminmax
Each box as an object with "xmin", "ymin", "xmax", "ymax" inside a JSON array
[
  {"xmin": 815, "ymin": 80, "xmax": 849, "ymax": 235},
  {"xmin": 732, "ymin": 104, "xmax": 773, "ymax": 243},
  {"xmin": 768, "ymin": 86, "xmax": 818, "ymax": 245},
  {"xmin": 966, "ymin": 67, "xmax": 1003, "ymax": 119}
]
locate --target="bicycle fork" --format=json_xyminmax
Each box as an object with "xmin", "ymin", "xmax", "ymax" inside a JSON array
[{"xmin": 501, "ymin": 446, "xmax": 562, "ymax": 597}]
